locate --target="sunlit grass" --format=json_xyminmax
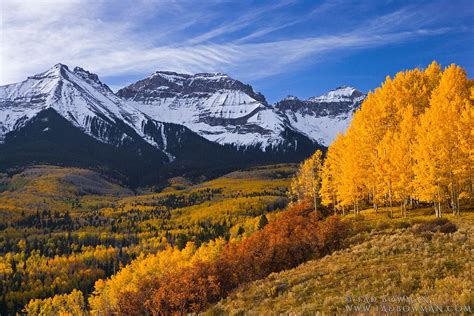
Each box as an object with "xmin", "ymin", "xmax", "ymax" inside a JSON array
[{"xmin": 209, "ymin": 206, "xmax": 474, "ymax": 314}]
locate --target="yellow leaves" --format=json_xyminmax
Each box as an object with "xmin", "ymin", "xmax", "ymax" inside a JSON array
[
  {"xmin": 0, "ymin": 260, "xmax": 13, "ymax": 278},
  {"xmin": 191, "ymin": 237, "xmax": 226, "ymax": 263},
  {"xmin": 320, "ymin": 61, "xmax": 472, "ymax": 215},
  {"xmin": 24, "ymin": 289, "xmax": 86, "ymax": 316},
  {"xmin": 290, "ymin": 150, "xmax": 323, "ymax": 210},
  {"xmin": 413, "ymin": 64, "xmax": 472, "ymax": 214},
  {"xmin": 88, "ymin": 238, "xmax": 227, "ymax": 315}
]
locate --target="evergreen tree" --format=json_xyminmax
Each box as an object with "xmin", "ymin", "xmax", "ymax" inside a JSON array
[{"xmin": 257, "ymin": 214, "xmax": 269, "ymax": 230}]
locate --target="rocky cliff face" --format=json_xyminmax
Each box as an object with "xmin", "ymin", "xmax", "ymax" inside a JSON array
[
  {"xmin": 117, "ymin": 72, "xmax": 366, "ymax": 150},
  {"xmin": 275, "ymin": 86, "xmax": 366, "ymax": 145}
]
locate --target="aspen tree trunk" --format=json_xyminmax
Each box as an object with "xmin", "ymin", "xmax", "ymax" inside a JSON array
[
  {"xmin": 450, "ymin": 177, "xmax": 456, "ymax": 215},
  {"xmin": 372, "ymin": 187, "xmax": 378, "ymax": 213},
  {"xmin": 313, "ymin": 191, "xmax": 318, "ymax": 213},
  {"xmin": 435, "ymin": 185, "xmax": 442, "ymax": 218},
  {"xmin": 469, "ymin": 166, "xmax": 473, "ymax": 208},
  {"xmin": 388, "ymin": 186, "xmax": 393, "ymax": 218},
  {"xmin": 400, "ymin": 201, "xmax": 407, "ymax": 218}
]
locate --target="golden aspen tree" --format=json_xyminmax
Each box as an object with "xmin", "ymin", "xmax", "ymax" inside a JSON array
[
  {"xmin": 352, "ymin": 63, "xmax": 441, "ymax": 215},
  {"xmin": 455, "ymin": 82, "xmax": 474, "ymax": 209},
  {"xmin": 320, "ymin": 61, "xmax": 467, "ymax": 219},
  {"xmin": 337, "ymin": 125, "xmax": 366, "ymax": 216},
  {"xmin": 424, "ymin": 61, "xmax": 442, "ymax": 94},
  {"xmin": 391, "ymin": 105, "xmax": 417, "ymax": 217},
  {"xmin": 414, "ymin": 64, "xmax": 471, "ymax": 216},
  {"xmin": 351, "ymin": 99, "xmax": 383, "ymax": 212},
  {"xmin": 320, "ymin": 134, "xmax": 344, "ymax": 213},
  {"xmin": 374, "ymin": 131, "xmax": 398, "ymax": 217},
  {"xmin": 290, "ymin": 150, "xmax": 323, "ymax": 212}
]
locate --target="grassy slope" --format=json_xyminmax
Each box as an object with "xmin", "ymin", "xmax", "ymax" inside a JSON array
[{"xmin": 208, "ymin": 207, "xmax": 474, "ymax": 315}]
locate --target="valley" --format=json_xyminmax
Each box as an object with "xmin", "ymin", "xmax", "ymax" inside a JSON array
[{"xmin": 0, "ymin": 164, "xmax": 297, "ymax": 314}]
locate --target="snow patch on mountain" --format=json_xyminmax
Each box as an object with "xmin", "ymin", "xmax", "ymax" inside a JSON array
[
  {"xmin": 284, "ymin": 112, "xmax": 353, "ymax": 146},
  {"xmin": 308, "ymin": 86, "xmax": 362, "ymax": 103}
]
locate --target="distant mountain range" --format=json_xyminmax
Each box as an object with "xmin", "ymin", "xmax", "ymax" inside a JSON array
[{"xmin": 0, "ymin": 64, "xmax": 365, "ymax": 185}]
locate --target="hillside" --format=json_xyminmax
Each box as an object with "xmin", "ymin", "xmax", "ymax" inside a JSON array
[
  {"xmin": 0, "ymin": 166, "xmax": 132, "ymax": 221},
  {"xmin": 208, "ymin": 208, "xmax": 474, "ymax": 314},
  {"xmin": 0, "ymin": 164, "xmax": 298, "ymax": 314}
]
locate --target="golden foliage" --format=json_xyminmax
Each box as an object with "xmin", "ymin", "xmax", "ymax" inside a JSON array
[{"xmin": 319, "ymin": 62, "xmax": 473, "ymax": 217}]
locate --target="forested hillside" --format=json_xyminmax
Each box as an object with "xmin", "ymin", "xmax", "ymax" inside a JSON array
[{"xmin": 0, "ymin": 164, "xmax": 297, "ymax": 314}]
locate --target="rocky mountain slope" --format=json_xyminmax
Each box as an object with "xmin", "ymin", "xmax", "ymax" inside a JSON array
[
  {"xmin": 117, "ymin": 71, "xmax": 290, "ymax": 150},
  {"xmin": 275, "ymin": 86, "xmax": 365, "ymax": 145},
  {"xmin": 0, "ymin": 64, "xmax": 184, "ymax": 160},
  {"xmin": 118, "ymin": 71, "xmax": 365, "ymax": 148}
]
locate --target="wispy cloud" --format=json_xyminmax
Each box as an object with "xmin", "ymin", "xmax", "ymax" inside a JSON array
[
  {"xmin": 0, "ymin": 0, "xmax": 470, "ymax": 86},
  {"xmin": 185, "ymin": 0, "xmax": 296, "ymax": 45}
]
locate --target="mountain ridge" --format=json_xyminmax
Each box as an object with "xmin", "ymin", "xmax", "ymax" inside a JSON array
[
  {"xmin": 0, "ymin": 64, "xmax": 363, "ymax": 184},
  {"xmin": 118, "ymin": 68, "xmax": 365, "ymax": 148}
]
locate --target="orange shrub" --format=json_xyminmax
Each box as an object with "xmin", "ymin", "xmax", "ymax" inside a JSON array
[{"xmin": 147, "ymin": 202, "xmax": 351, "ymax": 313}]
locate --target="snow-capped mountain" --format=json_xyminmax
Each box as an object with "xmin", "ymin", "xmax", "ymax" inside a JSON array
[
  {"xmin": 275, "ymin": 86, "xmax": 366, "ymax": 146},
  {"xmin": 118, "ymin": 72, "xmax": 365, "ymax": 149},
  {"xmin": 0, "ymin": 64, "xmax": 364, "ymax": 184},
  {"xmin": 0, "ymin": 64, "xmax": 183, "ymax": 160},
  {"xmin": 117, "ymin": 71, "xmax": 293, "ymax": 150}
]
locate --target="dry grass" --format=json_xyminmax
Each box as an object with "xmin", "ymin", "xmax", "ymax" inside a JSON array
[{"xmin": 208, "ymin": 208, "xmax": 474, "ymax": 315}]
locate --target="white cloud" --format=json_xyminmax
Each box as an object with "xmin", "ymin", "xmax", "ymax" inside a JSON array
[{"xmin": 0, "ymin": 0, "xmax": 463, "ymax": 86}]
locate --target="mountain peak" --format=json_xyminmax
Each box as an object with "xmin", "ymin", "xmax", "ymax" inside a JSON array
[
  {"xmin": 73, "ymin": 66, "xmax": 113, "ymax": 93},
  {"xmin": 307, "ymin": 86, "xmax": 364, "ymax": 103},
  {"xmin": 274, "ymin": 86, "xmax": 366, "ymax": 146},
  {"xmin": 27, "ymin": 63, "xmax": 70, "ymax": 80},
  {"xmin": 282, "ymin": 95, "xmax": 300, "ymax": 101},
  {"xmin": 149, "ymin": 71, "xmax": 230, "ymax": 83},
  {"xmin": 52, "ymin": 63, "xmax": 69, "ymax": 70},
  {"xmin": 118, "ymin": 70, "xmax": 267, "ymax": 105}
]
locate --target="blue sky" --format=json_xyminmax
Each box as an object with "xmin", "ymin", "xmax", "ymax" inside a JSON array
[{"xmin": 1, "ymin": 0, "xmax": 473, "ymax": 103}]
